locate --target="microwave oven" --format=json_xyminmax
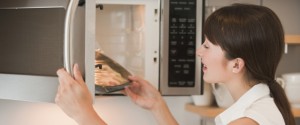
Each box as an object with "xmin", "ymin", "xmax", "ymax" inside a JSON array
[
  {"xmin": 0, "ymin": 0, "xmax": 204, "ymax": 103},
  {"xmin": 95, "ymin": 0, "xmax": 204, "ymax": 95}
]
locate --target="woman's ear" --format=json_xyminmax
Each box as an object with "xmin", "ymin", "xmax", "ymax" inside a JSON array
[{"xmin": 231, "ymin": 58, "xmax": 245, "ymax": 73}]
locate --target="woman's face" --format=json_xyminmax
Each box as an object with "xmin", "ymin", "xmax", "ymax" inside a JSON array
[{"xmin": 197, "ymin": 38, "xmax": 232, "ymax": 84}]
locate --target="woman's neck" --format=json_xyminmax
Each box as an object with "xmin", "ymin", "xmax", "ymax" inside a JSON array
[{"xmin": 225, "ymin": 79, "xmax": 253, "ymax": 101}]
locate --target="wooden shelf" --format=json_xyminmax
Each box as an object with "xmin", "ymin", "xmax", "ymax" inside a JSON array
[
  {"xmin": 185, "ymin": 104, "xmax": 225, "ymax": 118},
  {"xmin": 185, "ymin": 103, "xmax": 300, "ymax": 118},
  {"xmin": 285, "ymin": 35, "xmax": 300, "ymax": 44}
]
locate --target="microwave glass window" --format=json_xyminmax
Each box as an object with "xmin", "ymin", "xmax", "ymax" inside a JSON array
[
  {"xmin": 96, "ymin": 5, "xmax": 145, "ymax": 77},
  {"xmin": 0, "ymin": 8, "xmax": 64, "ymax": 76}
]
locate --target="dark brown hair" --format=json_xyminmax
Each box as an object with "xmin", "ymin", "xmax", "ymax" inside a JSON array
[{"xmin": 204, "ymin": 4, "xmax": 295, "ymax": 125}]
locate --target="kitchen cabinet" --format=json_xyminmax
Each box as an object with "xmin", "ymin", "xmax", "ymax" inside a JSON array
[{"xmin": 185, "ymin": 103, "xmax": 300, "ymax": 118}]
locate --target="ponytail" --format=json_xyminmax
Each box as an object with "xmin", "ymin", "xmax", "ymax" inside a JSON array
[{"xmin": 268, "ymin": 80, "xmax": 295, "ymax": 125}]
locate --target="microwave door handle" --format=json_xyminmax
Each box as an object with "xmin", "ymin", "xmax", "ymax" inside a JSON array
[{"xmin": 64, "ymin": 0, "xmax": 79, "ymax": 74}]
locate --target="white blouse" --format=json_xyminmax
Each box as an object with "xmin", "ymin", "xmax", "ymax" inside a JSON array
[{"xmin": 215, "ymin": 84, "xmax": 285, "ymax": 125}]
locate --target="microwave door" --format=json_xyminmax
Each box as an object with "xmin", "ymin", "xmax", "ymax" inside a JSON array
[{"xmin": 0, "ymin": 0, "xmax": 85, "ymax": 102}]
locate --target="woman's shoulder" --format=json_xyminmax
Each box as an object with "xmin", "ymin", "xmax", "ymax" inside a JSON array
[
  {"xmin": 215, "ymin": 84, "xmax": 285, "ymax": 125},
  {"xmin": 244, "ymin": 96, "xmax": 285, "ymax": 125}
]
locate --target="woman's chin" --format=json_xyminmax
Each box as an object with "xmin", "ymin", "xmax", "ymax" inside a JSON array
[
  {"xmin": 203, "ymin": 75, "xmax": 215, "ymax": 84},
  {"xmin": 202, "ymin": 76, "xmax": 210, "ymax": 83}
]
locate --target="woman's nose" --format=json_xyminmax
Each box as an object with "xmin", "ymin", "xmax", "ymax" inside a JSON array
[{"xmin": 196, "ymin": 47, "xmax": 203, "ymax": 57}]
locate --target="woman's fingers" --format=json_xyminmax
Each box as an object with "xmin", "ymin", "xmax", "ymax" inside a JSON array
[
  {"xmin": 56, "ymin": 64, "xmax": 85, "ymax": 86},
  {"xmin": 125, "ymin": 86, "xmax": 138, "ymax": 101},
  {"xmin": 128, "ymin": 76, "xmax": 140, "ymax": 82},
  {"xmin": 127, "ymin": 81, "xmax": 140, "ymax": 93},
  {"xmin": 73, "ymin": 64, "xmax": 85, "ymax": 84},
  {"xmin": 128, "ymin": 76, "xmax": 149, "ymax": 87},
  {"xmin": 57, "ymin": 68, "xmax": 74, "ymax": 85}
]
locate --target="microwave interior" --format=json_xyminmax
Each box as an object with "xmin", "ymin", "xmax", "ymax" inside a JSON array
[
  {"xmin": 95, "ymin": 0, "xmax": 203, "ymax": 95},
  {"xmin": 95, "ymin": 4, "xmax": 146, "ymax": 86}
]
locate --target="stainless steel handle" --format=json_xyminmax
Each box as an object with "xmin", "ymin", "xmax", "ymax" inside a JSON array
[{"xmin": 64, "ymin": 0, "xmax": 79, "ymax": 74}]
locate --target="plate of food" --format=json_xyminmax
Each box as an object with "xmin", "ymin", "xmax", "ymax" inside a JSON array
[{"xmin": 94, "ymin": 50, "xmax": 132, "ymax": 95}]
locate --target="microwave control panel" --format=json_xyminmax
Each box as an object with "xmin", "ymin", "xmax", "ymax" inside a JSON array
[{"xmin": 168, "ymin": 0, "xmax": 197, "ymax": 87}]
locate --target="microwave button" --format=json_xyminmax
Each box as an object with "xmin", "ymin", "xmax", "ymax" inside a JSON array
[
  {"xmin": 179, "ymin": 18, "xmax": 187, "ymax": 23},
  {"xmin": 187, "ymin": 81, "xmax": 194, "ymax": 86},
  {"xmin": 171, "ymin": 35, "xmax": 178, "ymax": 40},
  {"xmin": 186, "ymin": 59, "xmax": 195, "ymax": 62},
  {"xmin": 170, "ymin": 59, "xmax": 177, "ymax": 62},
  {"xmin": 170, "ymin": 49, "xmax": 177, "ymax": 55},
  {"xmin": 187, "ymin": 30, "xmax": 195, "ymax": 34},
  {"xmin": 174, "ymin": 7, "xmax": 183, "ymax": 11},
  {"xmin": 174, "ymin": 64, "xmax": 181, "ymax": 68},
  {"xmin": 180, "ymin": 35, "xmax": 185, "ymax": 40},
  {"xmin": 170, "ymin": 24, "xmax": 178, "ymax": 28},
  {"xmin": 183, "ymin": 70, "xmax": 189, "ymax": 74},
  {"xmin": 179, "ymin": 1, "xmax": 187, "ymax": 5},
  {"xmin": 179, "ymin": 29, "xmax": 186, "ymax": 35},
  {"xmin": 188, "ymin": 24, "xmax": 195, "ymax": 29},
  {"xmin": 179, "ymin": 24, "xmax": 186, "ymax": 28},
  {"xmin": 170, "ymin": 41, "xmax": 178, "ymax": 45},
  {"xmin": 189, "ymin": 35, "xmax": 194, "ymax": 40},
  {"xmin": 188, "ymin": 18, "xmax": 196, "ymax": 23},
  {"xmin": 171, "ymin": 18, "xmax": 177, "ymax": 22},
  {"xmin": 187, "ymin": 49, "xmax": 195, "ymax": 56},
  {"xmin": 178, "ymin": 59, "xmax": 186, "ymax": 62},
  {"xmin": 170, "ymin": 1, "xmax": 178, "ymax": 5},
  {"xmin": 179, "ymin": 41, "xmax": 184, "ymax": 45},
  {"xmin": 175, "ymin": 70, "xmax": 181, "ymax": 74},
  {"xmin": 169, "ymin": 81, "xmax": 178, "ymax": 86},
  {"xmin": 188, "ymin": 41, "xmax": 194, "ymax": 46},
  {"xmin": 183, "ymin": 64, "xmax": 190, "ymax": 69},
  {"xmin": 178, "ymin": 81, "xmax": 186, "ymax": 86},
  {"xmin": 188, "ymin": 1, "xmax": 195, "ymax": 5},
  {"xmin": 184, "ymin": 7, "xmax": 191, "ymax": 11},
  {"xmin": 170, "ymin": 29, "xmax": 178, "ymax": 34}
]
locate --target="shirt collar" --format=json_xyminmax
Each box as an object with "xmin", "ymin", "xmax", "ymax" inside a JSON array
[{"xmin": 215, "ymin": 83, "xmax": 270, "ymax": 124}]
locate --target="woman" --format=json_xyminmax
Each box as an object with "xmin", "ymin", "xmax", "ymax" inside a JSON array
[
  {"xmin": 55, "ymin": 4, "xmax": 295, "ymax": 125},
  {"xmin": 195, "ymin": 4, "xmax": 295, "ymax": 125}
]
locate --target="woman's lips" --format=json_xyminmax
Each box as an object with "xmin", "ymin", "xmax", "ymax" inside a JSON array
[{"xmin": 203, "ymin": 64, "xmax": 207, "ymax": 72}]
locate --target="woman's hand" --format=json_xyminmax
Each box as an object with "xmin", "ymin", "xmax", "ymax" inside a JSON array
[
  {"xmin": 55, "ymin": 64, "xmax": 106, "ymax": 125},
  {"xmin": 124, "ymin": 76, "xmax": 164, "ymax": 111},
  {"xmin": 125, "ymin": 76, "xmax": 179, "ymax": 125}
]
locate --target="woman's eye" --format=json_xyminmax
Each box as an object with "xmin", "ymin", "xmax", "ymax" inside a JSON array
[{"xmin": 203, "ymin": 44, "xmax": 209, "ymax": 49}]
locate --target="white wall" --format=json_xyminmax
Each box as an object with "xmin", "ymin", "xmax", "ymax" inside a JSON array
[{"xmin": 0, "ymin": 96, "xmax": 200, "ymax": 125}]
